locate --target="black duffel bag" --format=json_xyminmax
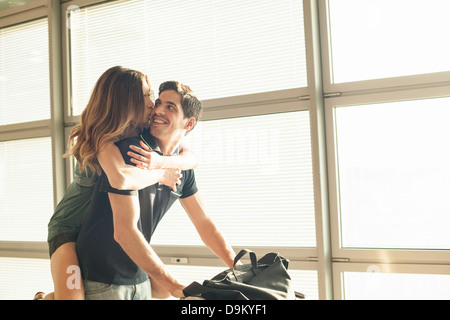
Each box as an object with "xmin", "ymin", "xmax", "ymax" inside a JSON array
[{"xmin": 183, "ymin": 249, "xmax": 305, "ymax": 300}]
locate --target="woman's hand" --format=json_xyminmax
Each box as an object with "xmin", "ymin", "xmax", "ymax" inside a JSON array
[
  {"xmin": 160, "ymin": 168, "xmax": 182, "ymax": 192},
  {"xmin": 127, "ymin": 141, "xmax": 182, "ymax": 191},
  {"xmin": 128, "ymin": 141, "xmax": 163, "ymax": 169}
]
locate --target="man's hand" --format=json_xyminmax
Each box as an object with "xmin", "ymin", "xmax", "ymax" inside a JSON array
[
  {"xmin": 128, "ymin": 141, "xmax": 163, "ymax": 169},
  {"xmin": 172, "ymin": 289, "xmax": 185, "ymax": 299}
]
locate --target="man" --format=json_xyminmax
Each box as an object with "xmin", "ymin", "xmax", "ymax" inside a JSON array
[{"xmin": 76, "ymin": 81, "xmax": 236, "ymax": 300}]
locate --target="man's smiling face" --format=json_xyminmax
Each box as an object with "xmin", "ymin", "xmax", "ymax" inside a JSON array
[{"xmin": 150, "ymin": 89, "xmax": 194, "ymax": 144}]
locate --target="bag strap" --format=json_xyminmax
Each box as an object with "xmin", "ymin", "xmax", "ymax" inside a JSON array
[
  {"xmin": 233, "ymin": 249, "xmax": 257, "ymax": 268},
  {"xmin": 232, "ymin": 249, "xmax": 258, "ymax": 281},
  {"xmin": 183, "ymin": 281, "xmax": 208, "ymax": 297}
]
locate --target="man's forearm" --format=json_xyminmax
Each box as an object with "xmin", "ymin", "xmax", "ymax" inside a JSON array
[
  {"xmin": 199, "ymin": 219, "xmax": 236, "ymax": 268},
  {"xmin": 109, "ymin": 193, "xmax": 185, "ymax": 297},
  {"xmin": 180, "ymin": 195, "xmax": 236, "ymax": 268},
  {"xmin": 114, "ymin": 227, "xmax": 185, "ymax": 297}
]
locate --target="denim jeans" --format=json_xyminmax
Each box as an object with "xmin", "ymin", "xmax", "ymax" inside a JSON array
[{"xmin": 84, "ymin": 279, "xmax": 151, "ymax": 300}]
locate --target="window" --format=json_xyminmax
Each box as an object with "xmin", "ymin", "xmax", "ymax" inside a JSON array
[
  {"xmin": 68, "ymin": 0, "xmax": 307, "ymax": 115},
  {"xmin": 324, "ymin": 0, "xmax": 450, "ymax": 300},
  {"xmin": 0, "ymin": 137, "xmax": 54, "ymax": 242},
  {"xmin": 64, "ymin": 0, "xmax": 317, "ymax": 299},
  {"xmin": 334, "ymin": 97, "xmax": 450, "ymax": 250},
  {"xmin": 0, "ymin": 257, "xmax": 52, "ymax": 300},
  {"xmin": 0, "ymin": 17, "xmax": 53, "ymax": 243},
  {"xmin": 0, "ymin": 18, "xmax": 50, "ymax": 125},
  {"xmin": 152, "ymin": 111, "xmax": 315, "ymax": 248},
  {"xmin": 0, "ymin": 7, "xmax": 53, "ymax": 300},
  {"xmin": 327, "ymin": 0, "xmax": 450, "ymax": 83},
  {"xmin": 343, "ymin": 270, "xmax": 450, "ymax": 300}
]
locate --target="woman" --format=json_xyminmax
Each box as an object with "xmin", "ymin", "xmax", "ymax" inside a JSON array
[{"xmin": 36, "ymin": 66, "xmax": 197, "ymax": 300}]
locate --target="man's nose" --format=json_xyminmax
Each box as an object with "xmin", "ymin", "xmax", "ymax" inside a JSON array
[{"xmin": 152, "ymin": 103, "xmax": 164, "ymax": 113}]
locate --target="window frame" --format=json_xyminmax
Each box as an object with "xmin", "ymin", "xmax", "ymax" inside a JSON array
[
  {"xmin": 0, "ymin": 1, "xmax": 65, "ymax": 256},
  {"xmin": 60, "ymin": 0, "xmax": 312, "ymax": 122},
  {"xmin": 318, "ymin": 0, "xmax": 450, "ymax": 94},
  {"xmin": 325, "ymin": 84, "xmax": 450, "ymax": 266},
  {"xmin": 0, "ymin": 0, "xmax": 47, "ymax": 29},
  {"xmin": 318, "ymin": 0, "xmax": 450, "ymax": 299},
  {"xmin": 333, "ymin": 262, "xmax": 450, "ymax": 300}
]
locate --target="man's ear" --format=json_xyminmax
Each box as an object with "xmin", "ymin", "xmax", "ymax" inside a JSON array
[{"xmin": 184, "ymin": 117, "xmax": 196, "ymax": 132}]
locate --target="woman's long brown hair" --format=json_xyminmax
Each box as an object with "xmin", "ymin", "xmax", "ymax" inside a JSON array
[{"xmin": 64, "ymin": 66, "xmax": 148, "ymax": 175}]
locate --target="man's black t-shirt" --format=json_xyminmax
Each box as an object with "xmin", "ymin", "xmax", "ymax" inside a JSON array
[{"xmin": 76, "ymin": 129, "xmax": 198, "ymax": 285}]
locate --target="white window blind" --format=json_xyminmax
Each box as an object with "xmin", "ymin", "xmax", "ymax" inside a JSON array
[
  {"xmin": 328, "ymin": 0, "xmax": 450, "ymax": 83},
  {"xmin": 335, "ymin": 97, "xmax": 450, "ymax": 250},
  {"xmin": 0, "ymin": 137, "xmax": 54, "ymax": 242},
  {"xmin": 0, "ymin": 257, "xmax": 53, "ymax": 300},
  {"xmin": 152, "ymin": 111, "xmax": 316, "ymax": 248},
  {"xmin": 0, "ymin": 18, "xmax": 50, "ymax": 125},
  {"xmin": 68, "ymin": 0, "xmax": 307, "ymax": 115},
  {"xmin": 343, "ymin": 271, "xmax": 450, "ymax": 300}
]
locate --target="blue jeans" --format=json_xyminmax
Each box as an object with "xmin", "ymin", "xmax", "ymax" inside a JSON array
[{"xmin": 84, "ymin": 279, "xmax": 152, "ymax": 300}]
